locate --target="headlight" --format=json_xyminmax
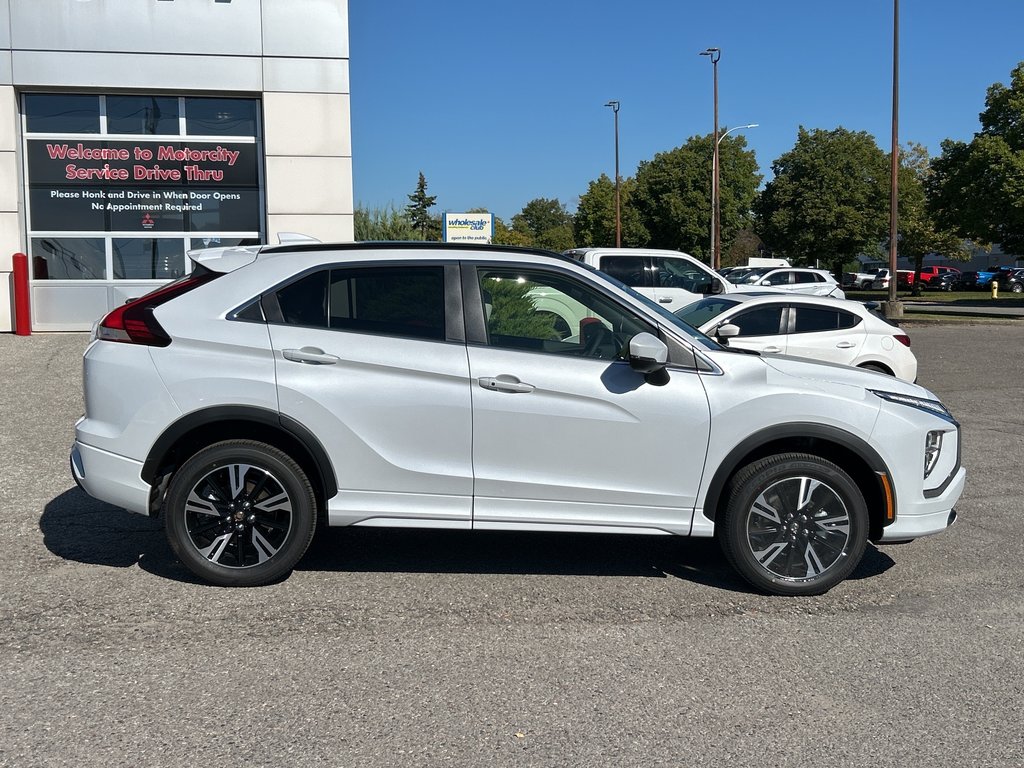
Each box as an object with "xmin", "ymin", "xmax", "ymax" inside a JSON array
[
  {"xmin": 924, "ymin": 430, "xmax": 943, "ymax": 479},
  {"xmin": 870, "ymin": 389, "xmax": 957, "ymax": 424}
]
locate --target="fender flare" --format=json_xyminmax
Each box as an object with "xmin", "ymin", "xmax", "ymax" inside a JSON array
[
  {"xmin": 141, "ymin": 405, "xmax": 338, "ymax": 496},
  {"xmin": 700, "ymin": 422, "xmax": 894, "ymax": 524}
]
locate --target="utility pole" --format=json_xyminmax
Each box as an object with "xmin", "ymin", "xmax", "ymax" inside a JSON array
[
  {"xmin": 604, "ymin": 101, "xmax": 621, "ymax": 247},
  {"xmin": 886, "ymin": 0, "xmax": 904, "ymax": 320}
]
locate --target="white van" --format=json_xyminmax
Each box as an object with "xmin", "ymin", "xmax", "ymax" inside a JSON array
[{"xmin": 563, "ymin": 248, "xmax": 731, "ymax": 311}]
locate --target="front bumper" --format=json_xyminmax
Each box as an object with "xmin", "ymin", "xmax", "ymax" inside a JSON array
[
  {"xmin": 879, "ymin": 466, "xmax": 966, "ymax": 541},
  {"xmin": 70, "ymin": 441, "xmax": 152, "ymax": 516}
]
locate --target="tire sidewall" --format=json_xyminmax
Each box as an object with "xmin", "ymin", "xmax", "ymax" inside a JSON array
[
  {"xmin": 721, "ymin": 454, "xmax": 869, "ymax": 596},
  {"xmin": 164, "ymin": 441, "xmax": 316, "ymax": 587}
]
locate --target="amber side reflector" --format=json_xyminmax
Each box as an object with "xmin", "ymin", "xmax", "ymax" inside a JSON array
[{"xmin": 877, "ymin": 472, "xmax": 895, "ymax": 521}]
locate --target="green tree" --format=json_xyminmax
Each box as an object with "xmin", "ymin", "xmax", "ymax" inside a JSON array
[
  {"xmin": 406, "ymin": 171, "xmax": 438, "ymax": 240},
  {"xmin": 632, "ymin": 133, "xmax": 760, "ymax": 259},
  {"xmin": 755, "ymin": 127, "xmax": 890, "ymax": 272},
  {"xmin": 896, "ymin": 143, "xmax": 971, "ymax": 294},
  {"xmin": 481, "ymin": 277, "xmax": 558, "ymax": 339},
  {"xmin": 928, "ymin": 61, "xmax": 1024, "ymax": 253},
  {"xmin": 512, "ymin": 198, "xmax": 575, "ymax": 252},
  {"xmin": 354, "ymin": 204, "xmax": 420, "ymax": 241},
  {"xmin": 573, "ymin": 173, "xmax": 648, "ymax": 247},
  {"xmin": 492, "ymin": 217, "xmax": 534, "ymax": 247}
]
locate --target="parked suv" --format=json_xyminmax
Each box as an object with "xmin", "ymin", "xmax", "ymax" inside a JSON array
[
  {"xmin": 730, "ymin": 267, "xmax": 846, "ymax": 299},
  {"xmin": 71, "ymin": 242, "xmax": 964, "ymax": 596}
]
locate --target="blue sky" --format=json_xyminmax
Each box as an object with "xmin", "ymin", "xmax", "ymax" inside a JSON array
[{"xmin": 349, "ymin": 1, "xmax": 1024, "ymax": 222}]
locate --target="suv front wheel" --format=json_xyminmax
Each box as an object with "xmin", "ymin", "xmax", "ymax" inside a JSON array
[
  {"xmin": 719, "ymin": 453, "xmax": 868, "ymax": 596},
  {"xmin": 163, "ymin": 440, "xmax": 318, "ymax": 587}
]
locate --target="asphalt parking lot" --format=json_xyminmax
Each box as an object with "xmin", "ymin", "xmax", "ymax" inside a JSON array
[{"xmin": 1, "ymin": 325, "xmax": 1022, "ymax": 768}]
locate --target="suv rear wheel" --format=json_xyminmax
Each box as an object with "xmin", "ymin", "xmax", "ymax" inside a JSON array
[
  {"xmin": 163, "ymin": 440, "xmax": 317, "ymax": 587},
  {"xmin": 719, "ymin": 453, "xmax": 868, "ymax": 596}
]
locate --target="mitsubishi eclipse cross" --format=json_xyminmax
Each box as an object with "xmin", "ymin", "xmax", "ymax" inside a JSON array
[{"xmin": 70, "ymin": 242, "xmax": 965, "ymax": 595}]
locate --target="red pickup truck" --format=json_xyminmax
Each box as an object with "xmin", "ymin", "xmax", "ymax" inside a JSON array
[{"xmin": 916, "ymin": 266, "xmax": 961, "ymax": 286}]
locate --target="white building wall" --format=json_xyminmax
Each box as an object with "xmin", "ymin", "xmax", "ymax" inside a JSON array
[
  {"xmin": 0, "ymin": 0, "xmax": 353, "ymax": 331},
  {"xmin": 0, "ymin": 85, "xmax": 19, "ymax": 332}
]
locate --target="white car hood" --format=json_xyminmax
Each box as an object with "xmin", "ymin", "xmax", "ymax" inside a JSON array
[{"xmin": 758, "ymin": 353, "xmax": 938, "ymax": 400}]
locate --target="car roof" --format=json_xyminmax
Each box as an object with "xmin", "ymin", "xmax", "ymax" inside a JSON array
[
  {"xmin": 704, "ymin": 292, "xmax": 856, "ymax": 308},
  {"xmin": 190, "ymin": 241, "xmax": 588, "ymax": 275}
]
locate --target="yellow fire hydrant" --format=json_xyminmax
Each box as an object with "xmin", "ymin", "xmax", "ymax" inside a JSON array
[{"xmin": 992, "ymin": 279, "xmax": 999, "ymax": 299}]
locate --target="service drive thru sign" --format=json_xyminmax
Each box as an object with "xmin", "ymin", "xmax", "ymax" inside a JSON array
[{"xmin": 443, "ymin": 212, "xmax": 493, "ymax": 244}]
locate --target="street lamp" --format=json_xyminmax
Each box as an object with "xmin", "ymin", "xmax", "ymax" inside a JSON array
[
  {"xmin": 886, "ymin": 0, "xmax": 903, "ymax": 319},
  {"xmin": 699, "ymin": 48, "xmax": 721, "ymax": 268},
  {"xmin": 604, "ymin": 100, "xmax": 621, "ymax": 247},
  {"xmin": 713, "ymin": 123, "xmax": 758, "ymax": 269}
]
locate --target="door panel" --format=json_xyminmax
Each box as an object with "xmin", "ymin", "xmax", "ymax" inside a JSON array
[
  {"xmin": 468, "ymin": 264, "xmax": 711, "ymax": 533},
  {"xmin": 468, "ymin": 348, "xmax": 710, "ymax": 533},
  {"xmin": 785, "ymin": 307, "xmax": 865, "ymax": 364},
  {"xmin": 271, "ymin": 325, "xmax": 474, "ymax": 526},
  {"xmin": 267, "ymin": 264, "xmax": 473, "ymax": 528}
]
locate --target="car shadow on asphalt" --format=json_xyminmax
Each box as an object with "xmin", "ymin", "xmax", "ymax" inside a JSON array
[{"xmin": 41, "ymin": 488, "xmax": 896, "ymax": 592}]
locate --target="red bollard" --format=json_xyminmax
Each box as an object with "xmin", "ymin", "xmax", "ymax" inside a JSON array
[{"xmin": 13, "ymin": 252, "xmax": 31, "ymax": 335}]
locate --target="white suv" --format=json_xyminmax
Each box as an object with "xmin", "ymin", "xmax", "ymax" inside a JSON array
[
  {"xmin": 71, "ymin": 243, "xmax": 965, "ymax": 595},
  {"xmin": 563, "ymin": 248, "xmax": 732, "ymax": 310},
  {"xmin": 731, "ymin": 267, "xmax": 845, "ymax": 298}
]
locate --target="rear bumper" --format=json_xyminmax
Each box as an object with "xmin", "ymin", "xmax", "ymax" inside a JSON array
[{"xmin": 70, "ymin": 441, "xmax": 152, "ymax": 516}]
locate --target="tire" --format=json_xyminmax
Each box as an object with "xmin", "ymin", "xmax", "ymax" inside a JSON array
[
  {"xmin": 718, "ymin": 453, "xmax": 868, "ymax": 596},
  {"xmin": 857, "ymin": 362, "xmax": 891, "ymax": 375},
  {"xmin": 163, "ymin": 440, "xmax": 317, "ymax": 587},
  {"xmin": 1013, "ymin": 283, "xmax": 1023, "ymax": 294}
]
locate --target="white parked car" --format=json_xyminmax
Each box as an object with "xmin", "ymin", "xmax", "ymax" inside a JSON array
[
  {"xmin": 731, "ymin": 267, "xmax": 846, "ymax": 299},
  {"xmin": 675, "ymin": 293, "xmax": 918, "ymax": 382},
  {"xmin": 70, "ymin": 242, "xmax": 963, "ymax": 596}
]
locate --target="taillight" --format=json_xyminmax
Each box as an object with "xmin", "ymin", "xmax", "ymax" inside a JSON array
[
  {"xmin": 894, "ymin": 334, "xmax": 911, "ymax": 347},
  {"xmin": 97, "ymin": 270, "xmax": 219, "ymax": 346}
]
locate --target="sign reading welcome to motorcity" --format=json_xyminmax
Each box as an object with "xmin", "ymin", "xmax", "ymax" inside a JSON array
[
  {"xmin": 26, "ymin": 139, "xmax": 260, "ymax": 233},
  {"xmin": 443, "ymin": 212, "xmax": 494, "ymax": 244}
]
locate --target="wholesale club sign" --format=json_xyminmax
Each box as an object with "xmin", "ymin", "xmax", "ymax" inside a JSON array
[{"xmin": 27, "ymin": 139, "xmax": 260, "ymax": 233}]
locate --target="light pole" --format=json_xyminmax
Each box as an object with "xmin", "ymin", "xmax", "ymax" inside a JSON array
[
  {"xmin": 714, "ymin": 123, "xmax": 758, "ymax": 269},
  {"xmin": 886, "ymin": 0, "xmax": 903, "ymax": 319},
  {"xmin": 604, "ymin": 100, "xmax": 621, "ymax": 247},
  {"xmin": 699, "ymin": 48, "xmax": 720, "ymax": 267}
]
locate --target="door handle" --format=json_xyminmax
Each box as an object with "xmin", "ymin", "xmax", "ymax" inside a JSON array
[
  {"xmin": 658, "ymin": 296, "xmax": 673, "ymax": 304},
  {"xmin": 478, "ymin": 375, "xmax": 535, "ymax": 394},
  {"xmin": 282, "ymin": 347, "xmax": 340, "ymax": 365},
  {"xmin": 762, "ymin": 346, "xmax": 782, "ymax": 353},
  {"xmin": 835, "ymin": 341, "xmax": 856, "ymax": 349}
]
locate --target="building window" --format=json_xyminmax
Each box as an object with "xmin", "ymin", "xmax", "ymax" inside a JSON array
[
  {"xmin": 113, "ymin": 238, "xmax": 186, "ymax": 280},
  {"xmin": 106, "ymin": 96, "xmax": 181, "ymax": 135},
  {"xmin": 30, "ymin": 238, "xmax": 106, "ymax": 280},
  {"xmin": 24, "ymin": 94, "xmax": 100, "ymax": 134},
  {"xmin": 24, "ymin": 92, "xmax": 263, "ymax": 282},
  {"xmin": 185, "ymin": 97, "xmax": 260, "ymax": 137}
]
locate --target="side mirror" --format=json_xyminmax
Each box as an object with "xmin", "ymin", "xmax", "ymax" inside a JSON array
[
  {"xmin": 759, "ymin": 279, "xmax": 771, "ymax": 286},
  {"xmin": 715, "ymin": 324, "xmax": 740, "ymax": 345},
  {"xmin": 702, "ymin": 279, "xmax": 725, "ymax": 295},
  {"xmin": 628, "ymin": 332, "xmax": 669, "ymax": 385}
]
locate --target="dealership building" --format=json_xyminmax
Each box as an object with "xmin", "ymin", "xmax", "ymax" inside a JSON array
[{"xmin": 0, "ymin": 0, "xmax": 353, "ymax": 331}]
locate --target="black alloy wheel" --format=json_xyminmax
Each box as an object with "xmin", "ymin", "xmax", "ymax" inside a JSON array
[
  {"xmin": 164, "ymin": 440, "xmax": 317, "ymax": 587},
  {"xmin": 719, "ymin": 453, "xmax": 868, "ymax": 596}
]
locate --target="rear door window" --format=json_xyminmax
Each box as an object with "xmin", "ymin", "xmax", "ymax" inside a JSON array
[{"xmin": 270, "ymin": 265, "xmax": 447, "ymax": 340}]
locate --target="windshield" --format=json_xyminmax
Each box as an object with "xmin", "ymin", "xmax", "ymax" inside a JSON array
[
  {"xmin": 588, "ymin": 268, "xmax": 722, "ymax": 351},
  {"xmin": 674, "ymin": 296, "xmax": 742, "ymax": 327},
  {"xmin": 730, "ymin": 267, "xmax": 772, "ymax": 284}
]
